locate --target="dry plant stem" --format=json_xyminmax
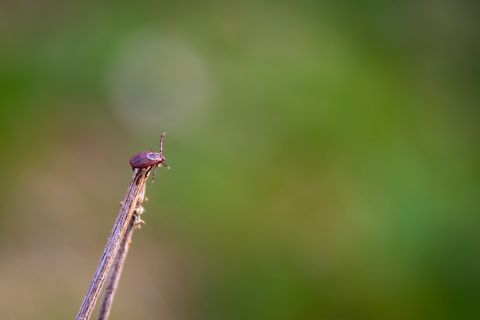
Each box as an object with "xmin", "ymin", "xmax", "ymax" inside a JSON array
[
  {"xmin": 76, "ymin": 168, "xmax": 151, "ymax": 320},
  {"xmin": 97, "ymin": 215, "xmax": 135, "ymax": 320},
  {"xmin": 97, "ymin": 184, "xmax": 147, "ymax": 320}
]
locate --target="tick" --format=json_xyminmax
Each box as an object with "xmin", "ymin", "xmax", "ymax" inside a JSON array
[{"xmin": 130, "ymin": 133, "xmax": 168, "ymax": 173}]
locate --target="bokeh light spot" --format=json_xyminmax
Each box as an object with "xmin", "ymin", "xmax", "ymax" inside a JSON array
[{"xmin": 107, "ymin": 31, "xmax": 211, "ymax": 134}]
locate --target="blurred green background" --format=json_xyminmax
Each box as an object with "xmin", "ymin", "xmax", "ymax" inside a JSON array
[{"xmin": 0, "ymin": 1, "xmax": 479, "ymax": 319}]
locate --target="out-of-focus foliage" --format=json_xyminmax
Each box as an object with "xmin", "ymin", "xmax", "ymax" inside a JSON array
[{"xmin": 0, "ymin": 1, "xmax": 479, "ymax": 319}]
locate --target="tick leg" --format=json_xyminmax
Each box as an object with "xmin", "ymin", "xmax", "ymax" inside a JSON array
[
  {"xmin": 159, "ymin": 132, "xmax": 166, "ymax": 153},
  {"xmin": 151, "ymin": 165, "xmax": 159, "ymax": 183},
  {"xmin": 144, "ymin": 166, "xmax": 153, "ymax": 183}
]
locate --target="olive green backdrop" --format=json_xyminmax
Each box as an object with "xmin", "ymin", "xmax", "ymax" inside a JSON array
[{"xmin": 0, "ymin": 1, "xmax": 479, "ymax": 319}]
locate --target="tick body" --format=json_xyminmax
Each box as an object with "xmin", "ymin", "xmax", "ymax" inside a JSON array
[
  {"xmin": 129, "ymin": 133, "xmax": 168, "ymax": 170},
  {"xmin": 129, "ymin": 152, "xmax": 165, "ymax": 169}
]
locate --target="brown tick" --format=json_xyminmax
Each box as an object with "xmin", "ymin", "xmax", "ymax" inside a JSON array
[{"xmin": 129, "ymin": 133, "xmax": 168, "ymax": 177}]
